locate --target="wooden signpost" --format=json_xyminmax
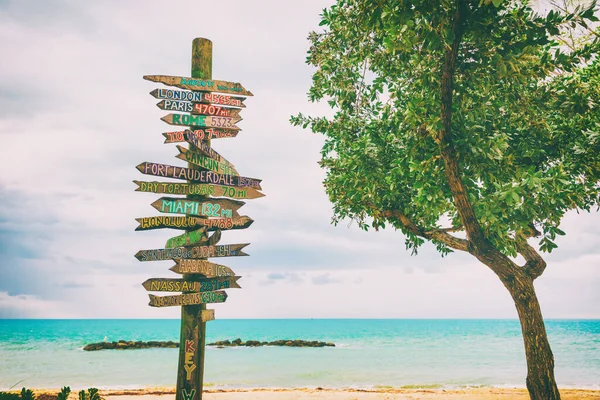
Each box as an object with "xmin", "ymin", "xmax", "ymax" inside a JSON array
[
  {"xmin": 144, "ymin": 75, "xmax": 253, "ymax": 96},
  {"xmin": 183, "ymin": 131, "xmax": 237, "ymax": 168},
  {"xmin": 134, "ymin": 181, "xmax": 264, "ymax": 200},
  {"xmin": 142, "ymin": 276, "xmax": 241, "ymax": 292},
  {"xmin": 150, "ymin": 88, "xmax": 246, "ymax": 108},
  {"xmin": 134, "ymin": 215, "xmax": 254, "ymax": 231},
  {"xmin": 148, "ymin": 291, "xmax": 228, "ymax": 307},
  {"xmin": 134, "ymin": 243, "xmax": 249, "ymax": 262},
  {"xmin": 176, "ymin": 146, "xmax": 238, "ymax": 175},
  {"xmin": 200, "ymin": 309, "xmax": 215, "ymax": 322},
  {"xmin": 163, "ymin": 129, "xmax": 239, "ymax": 143},
  {"xmin": 170, "ymin": 259, "xmax": 236, "ymax": 277},
  {"xmin": 136, "ymin": 38, "xmax": 260, "ymax": 400},
  {"xmin": 150, "ymin": 197, "xmax": 244, "ymax": 218},
  {"xmin": 136, "ymin": 162, "xmax": 262, "ymax": 190},
  {"xmin": 161, "ymin": 113, "xmax": 242, "ymax": 130},
  {"xmin": 157, "ymin": 100, "xmax": 242, "ymax": 118}
]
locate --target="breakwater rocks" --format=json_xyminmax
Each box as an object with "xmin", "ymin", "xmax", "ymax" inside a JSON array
[
  {"xmin": 83, "ymin": 338, "xmax": 335, "ymax": 351},
  {"xmin": 208, "ymin": 338, "xmax": 335, "ymax": 348},
  {"xmin": 83, "ymin": 340, "xmax": 178, "ymax": 351}
]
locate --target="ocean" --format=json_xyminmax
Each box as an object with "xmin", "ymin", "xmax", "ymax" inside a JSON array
[{"xmin": 0, "ymin": 319, "xmax": 599, "ymax": 391}]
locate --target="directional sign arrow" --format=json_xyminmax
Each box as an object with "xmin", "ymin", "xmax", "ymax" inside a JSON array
[
  {"xmin": 176, "ymin": 146, "xmax": 238, "ymax": 176},
  {"xmin": 161, "ymin": 113, "xmax": 242, "ymax": 130},
  {"xmin": 170, "ymin": 259, "xmax": 236, "ymax": 277},
  {"xmin": 134, "ymin": 243, "xmax": 250, "ymax": 262},
  {"xmin": 157, "ymin": 100, "xmax": 242, "ymax": 118},
  {"xmin": 134, "ymin": 180, "xmax": 264, "ymax": 200},
  {"xmin": 136, "ymin": 162, "xmax": 262, "ymax": 190},
  {"xmin": 183, "ymin": 130, "xmax": 237, "ymax": 169},
  {"xmin": 134, "ymin": 215, "xmax": 254, "ymax": 231},
  {"xmin": 150, "ymin": 197, "xmax": 244, "ymax": 218},
  {"xmin": 163, "ymin": 129, "xmax": 238, "ymax": 143},
  {"xmin": 165, "ymin": 228, "xmax": 208, "ymax": 249},
  {"xmin": 150, "ymin": 88, "xmax": 246, "ymax": 108},
  {"xmin": 144, "ymin": 75, "xmax": 253, "ymax": 96},
  {"xmin": 162, "ymin": 128, "xmax": 239, "ymax": 143},
  {"xmin": 142, "ymin": 276, "xmax": 241, "ymax": 292},
  {"xmin": 148, "ymin": 291, "xmax": 227, "ymax": 308}
]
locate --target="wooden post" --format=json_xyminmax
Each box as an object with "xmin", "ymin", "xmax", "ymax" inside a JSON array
[{"xmin": 176, "ymin": 38, "xmax": 213, "ymax": 400}]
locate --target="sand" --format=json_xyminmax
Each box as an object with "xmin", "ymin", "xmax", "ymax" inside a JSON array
[{"xmin": 97, "ymin": 388, "xmax": 600, "ymax": 400}]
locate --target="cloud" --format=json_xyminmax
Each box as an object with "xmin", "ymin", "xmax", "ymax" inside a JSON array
[
  {"xmin": 0, "ymin": 291, "xmax": 76, "ymax": 319},
  {"xmin": 56, "ymin": 282, "xmax": 94, "ymax": 289},
  {"xmin": 262, "ymin": 272, "xmax": 304, "ymax": 285},
  {"xmin": 311, "ymin": 273, "xmax": 341, "ymax": 285}
]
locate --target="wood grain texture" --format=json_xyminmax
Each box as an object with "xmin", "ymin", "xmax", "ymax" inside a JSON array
[
  {"xmin": 207, "ymin": 230, "xmax": 221, "ymax": 246},
  {"xmin": 200, "ymin": 309, "xmax": 215, "ymax": 322}
]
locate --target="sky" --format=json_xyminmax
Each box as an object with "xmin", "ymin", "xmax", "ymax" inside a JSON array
[{"xmin": 0, "ymin": 0, "xmax": 599, "ymax": 319}]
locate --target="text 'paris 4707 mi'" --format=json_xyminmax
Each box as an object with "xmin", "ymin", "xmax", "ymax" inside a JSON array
[{"xmin": 133, "ymin": 38, "xmax": 262, "ymax": 400}]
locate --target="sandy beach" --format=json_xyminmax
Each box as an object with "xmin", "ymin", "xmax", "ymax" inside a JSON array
[{"xmin": 93, "ymin": 388, "xmax": 600, "ymax": 400}]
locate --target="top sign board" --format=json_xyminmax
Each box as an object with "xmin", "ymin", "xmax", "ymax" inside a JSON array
[{"xmin": 144, "ymin": 75, "xmax": 253, "ymax": 97}]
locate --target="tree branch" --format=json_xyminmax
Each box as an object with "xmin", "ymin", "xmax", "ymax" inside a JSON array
[
  {"xmin": 516, "ymin": 231, "xmax": 547, "ymax": 280},
  {"xmin": 378, "ymin": 209, "xmax": 470, "ymax": 252},
  {"xmin": 425, "ymin": 226, "xmax": 464, "ymax": 233},
  {"xmin": 438, "ymin": 0, "xmax": 490, "ymax": 252}
]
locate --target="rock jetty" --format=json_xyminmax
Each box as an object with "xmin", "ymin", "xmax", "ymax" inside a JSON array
[
  {"xmin": 83, "ymin": 338, "xmax": 335, "ymax": 351},
  {"xmin": 208, "ymin": 338, "xmax": 335, "ymax": 348},
  {"xmin": 83, "ymin": 340, "xmax": 178, "ymax": 351}
]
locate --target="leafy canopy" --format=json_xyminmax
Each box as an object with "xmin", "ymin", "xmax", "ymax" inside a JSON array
[{"xmin": 292, "ymin": 0, "xmax": 600, "ymax": 257}]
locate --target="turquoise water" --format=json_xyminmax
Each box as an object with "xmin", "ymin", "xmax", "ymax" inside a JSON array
[{"xmin": 0, "ymin": 319, "xmax": 599, "ymax": 390}]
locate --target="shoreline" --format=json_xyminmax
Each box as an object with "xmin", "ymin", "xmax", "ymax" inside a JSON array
[{"xmin": 18, "ymin": 388, "xmax": 600, "ymax": 400}]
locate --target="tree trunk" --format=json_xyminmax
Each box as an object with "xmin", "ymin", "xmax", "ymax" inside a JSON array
[{"xmin": 504, "ymin": 274, "xmax": 561, "ymax": 400}]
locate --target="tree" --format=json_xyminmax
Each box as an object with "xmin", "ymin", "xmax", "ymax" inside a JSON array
[{"xmin": 291, "ymin": 0, "xmax": 600, "ymax": 398}]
